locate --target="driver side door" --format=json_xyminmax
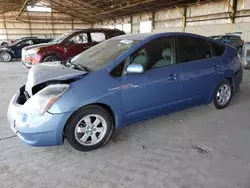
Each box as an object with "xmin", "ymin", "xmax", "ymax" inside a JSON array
[
  {"xmin": 15, "ymin": 39, "xmax": 33, "ymax": 58},
  {"xmin": 121, "ymin": 37, "xmax": 182, "ymax": 123},
  {"xmin": 64, "ymin": 32, "xmax": 90, "ymax": 58}
]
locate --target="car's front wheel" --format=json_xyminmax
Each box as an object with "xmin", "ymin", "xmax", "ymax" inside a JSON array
[
  {"xmin": 0, "ymin": 52, "xmax": 12, "ymax": 62},
  {"xmin": 43, "ymin": 55, "xmax": 60, "ymax": 62},
  {"xmin": 65, "ymin": 105, "xmax": 114, "ymax": 151},
  {"xmin": 213, "ymin": 80, "xmax": 232, "ymax": 109}
]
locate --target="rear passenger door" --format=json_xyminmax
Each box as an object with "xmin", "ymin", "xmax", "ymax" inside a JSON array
[
  {"xmin": 177, "ymin": 36, "xmax": 224, "ymax": 103},
  {"xmin": 64, "ymin": 32, "xmax": 89, "ymax": 58}
]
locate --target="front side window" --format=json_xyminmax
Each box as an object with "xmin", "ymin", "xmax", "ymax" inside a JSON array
[
  {"xmin": 18, "ymin": 39, "xmax": 33, "ymax": 46},
  {"xmin": 210, "ymin": 42, "xmax": 225, "ymax": 57},
  {"xmin": 50, "ymin": 31, "xmax": 74, "ymax": 44},
  {"xmin": 90, "ymin": 32, "xmax": 106, "ymax": 42},
  {"xmin": 68, "ymin": 33, "xmax": 88, "ymax": 44},
  {"xmin": 177, "ymin": 36, "xmax": 212, "ymax": 63},
  {"xmin": 128, "ymin": 37, "xmax": 175, "ymax": 70},
  {"xmin": 25, "ymin": 40, "xmax": 33, "ymax": 45}
]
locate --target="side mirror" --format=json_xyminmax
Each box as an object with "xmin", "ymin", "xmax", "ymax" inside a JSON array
[{"xmin": 126, "ymin": 63, "xmax": 144, "ymax": 74}]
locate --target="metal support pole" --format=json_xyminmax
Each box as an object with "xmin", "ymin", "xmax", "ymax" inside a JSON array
[
  {"xmin": 130, "ymin": 16, "xmax": 133, "ymax": 34},
  {"xmin": 175, "ymin": 6, "xmax": 186, "ymax": 32},
  {"xmin": 51, "ymin": 10, "xmax": 55, "ymax": 37},
  {"xmin": 3, "ymin": 13, "xmax": 8, "ymax": 40},
  {"xmin": 226, "ymin": 0, "xmax": 237, "ymax": 32},
  {"xmin": 27, "ymin": 11, "xmax": 32, "ymax": 36},
  {"xmin": 152, "ymin": 11, "xmax": 156, "ymax": 32}
]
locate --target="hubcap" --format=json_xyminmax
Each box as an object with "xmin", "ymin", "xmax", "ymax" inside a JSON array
[
  {"xmin": 1, "ymin": 52, "xmax": 11, "ymax": 62},
  {"xmin": 74, "ymin": 114, "xmax": 107, "ymax": 146},
  {"xmin": 216, "ymin": 84, "xmax": 231, "ymax": 106}
]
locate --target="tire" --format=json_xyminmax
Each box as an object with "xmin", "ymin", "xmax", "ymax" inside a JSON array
[
  {"xmin": 212, "ymin": 80, "xmax": 233, "ymax": 110},
  {"xmin": 65, "ymin": 105, "xmax": 114, "ymax": 151},
  {"xmin": 43, "ymin": 55, "xmax": 60, "ymax": 62},
  {"xmin": 0, "ymin": 52, "xmax": 12, "ymax": 62}
]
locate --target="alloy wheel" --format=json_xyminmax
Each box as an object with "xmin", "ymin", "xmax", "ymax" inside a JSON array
[
  {"xmin": 74, "ymin": 114, "xmax": 107, "ymax": 146},
  {"xmin": 216, "ymin": 84, "xmax": 231, "ymax": 106},
  {"xmin": 1, "ymin": 52, "xmax": 11, "ymax": 62}
]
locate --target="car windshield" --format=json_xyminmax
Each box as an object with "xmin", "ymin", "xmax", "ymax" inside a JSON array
[
  {"xmin": 50, "ymin": 31, "xmax": 74, "ymax": 44},
  {"xmin": 70, "ymin": 39, "xmax": 138, "ymax": 72}
]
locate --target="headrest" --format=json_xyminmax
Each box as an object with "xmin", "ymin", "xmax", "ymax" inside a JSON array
[{"xmin": 162, "ymin": 48, "xmax": 171, "ymax": 59}]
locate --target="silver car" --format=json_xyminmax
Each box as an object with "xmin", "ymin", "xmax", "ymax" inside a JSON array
[{"xmin": 242, "ymin": 42, "xmax": 250, "ymax": 68}]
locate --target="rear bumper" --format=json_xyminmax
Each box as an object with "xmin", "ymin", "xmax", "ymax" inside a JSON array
[
  {"xmin": 7, "ymin": 87, "xmax": 72, "ymax": 147},
  {"xmin": 232, "ymin": 68, "xmax": 243, "ymax": 92}
]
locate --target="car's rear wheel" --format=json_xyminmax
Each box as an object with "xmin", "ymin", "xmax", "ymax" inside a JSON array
[
  {"xmin": 0, "ymin": 52, "xmax": 12, "ymax": 62},
  {"xmin": 213, "ymin": 80, "xmax": 232, "ymax": 109},
  {"xmin": 65, "ymin": 105, "xmax": 114, "ymax": 151},
  {"xmin": 43, "ymin": 55, "xmax": 60, "ymax": 62}
]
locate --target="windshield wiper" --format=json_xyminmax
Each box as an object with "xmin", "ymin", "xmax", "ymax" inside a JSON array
[
  {"xmin": 74, "ymin": 63, "xmax": 89, "ymax": 72},
  {"xmin": 62, "ymin": 58, "xmax": 89, "ymax": 72}
]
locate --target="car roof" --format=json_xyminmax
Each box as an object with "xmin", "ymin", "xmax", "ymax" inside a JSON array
[
  {"xmin": 223, "ymin": 35, "xmax": 241, "ymax": 38},
  {"xmin": 210, "ymin": 35, "xmax": 223, "ymax": 37},
  {"xmin": 73, "ymin": 28, "xmax": 124, "ymax": 33},
  {"xmin": 113, "ymin": 32, "xmax": 211, "ymax": 41}
]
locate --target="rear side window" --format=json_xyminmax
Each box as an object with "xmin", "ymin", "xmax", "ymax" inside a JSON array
[
  {"xmin": 33, "ymin": 39, "xmax": 43, "ymax": 44},
  {"xmin": 90, "ymin": 32, "xmax": 106, "ymax": 42},
  {"xmin": 211, "ymin": 42, "xmax": 225, "ymax": 56},
  {"xmin": 111, "ymin": 30, "xmax": 125, "ymax": 37},
  {"xmin": 177, "ymin": 36, "xmax": 212, "ymax": 63}
]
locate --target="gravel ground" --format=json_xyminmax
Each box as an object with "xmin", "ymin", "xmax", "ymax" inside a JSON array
[{"xmin": 1, "ymin": 61, "xmax": 250, "ymax": 188}]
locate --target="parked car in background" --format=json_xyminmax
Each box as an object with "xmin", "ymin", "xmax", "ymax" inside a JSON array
[
  {"xmin": 22, "ymin": 28, "xmax": 125, "ymax": 68},
  {"xmin": 209, "ymin": 35, "xmax": 223, "ymax": 40},
  {"xmin": 8, "ymin": 32, "xmax": 243, "ymax": 151},
  {"xmin": 219, "ymin": 35, "xmax": 244, "ymax": 52},
  {"xmin": 226, "ymin": 32, "xmax": 243, "ymax": 38},
  {"xmin": 0, "ymin": 40, "xmax": 9, "ymax": 46},
  {"xmin": 0, "ymin": 37, "xmax": 52, "ymax": 62},
  {"xmin": 242, "ymin": 42, "xmax": 250, "ymax": 68}
]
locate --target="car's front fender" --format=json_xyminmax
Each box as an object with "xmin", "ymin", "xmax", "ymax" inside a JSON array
[{"xmin": 48, "ymin": 69, "xmax": 124, "ymax": 128}]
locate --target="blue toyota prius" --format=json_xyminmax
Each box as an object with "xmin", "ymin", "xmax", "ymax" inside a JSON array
[{"xmin": 7, "ymin": 32, "xmax": 243, "ymax": 151}]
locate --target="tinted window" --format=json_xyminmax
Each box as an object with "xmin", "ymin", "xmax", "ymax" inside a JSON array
[
  {"xmin": 177, "ymin": 36, "xmax": 212, "ymax": 63},
  {"xmin": 111, "ymin": 30, "xmax": 125, "ymax": 37},
  {"xmin": 211, "ymin": 42, "xmax": 225, "ymax": 56},
  {"xmin": 110, "ymin": 61, "xmax": 125, "ymax": 77},
  {"xmin": 129, "ymin": 37, "xmax": 175, "ymax": 70},
  {"xmin": 33, "ymin": 39, "xmax": 44, "ymax": 44}
]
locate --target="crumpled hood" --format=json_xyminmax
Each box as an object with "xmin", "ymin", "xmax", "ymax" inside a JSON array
[
  {"xmin": 25, "ymin": 61, "xmax": 87, "ymax": 96},
  {"xmin": 23, "ymin": 43, "xmax": 54, "ymax": 51}
]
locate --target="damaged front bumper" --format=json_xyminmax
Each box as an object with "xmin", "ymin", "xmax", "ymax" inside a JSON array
[{"xmin": 7, "ymin": 86, "xmax": 72, "ymax": 147}]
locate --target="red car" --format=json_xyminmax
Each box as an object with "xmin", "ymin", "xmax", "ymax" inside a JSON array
[{"xmin": 22, "ymin": 28, "xmax": 125, "ymax": 68}]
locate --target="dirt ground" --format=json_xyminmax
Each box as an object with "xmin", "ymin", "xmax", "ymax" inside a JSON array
[{"xmin": 1, "ymin": 61, "xmax": 250, "ymax": 188}]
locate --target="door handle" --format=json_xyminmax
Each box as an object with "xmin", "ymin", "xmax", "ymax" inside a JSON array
[
  {"xmin": 167, "ymin": 73, "xmax": 177, "ymax": 80},
  {"xmin": 213, "ymin": 65, "xmax": 222, "ymax": 70}
]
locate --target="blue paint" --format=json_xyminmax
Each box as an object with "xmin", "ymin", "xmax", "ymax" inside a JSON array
[{"xmin": 7, "ymin": 32, "xmax": 243, "ymax": 147}]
